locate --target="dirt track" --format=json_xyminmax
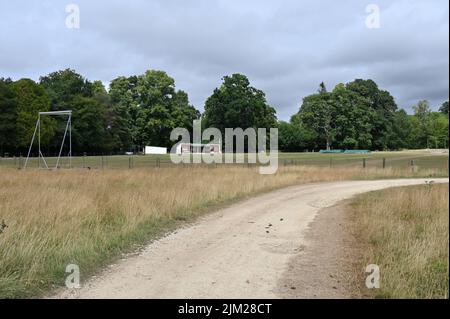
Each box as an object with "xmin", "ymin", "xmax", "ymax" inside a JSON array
[{"xmin": 56, "ymin": 178, "xmax": 448, "ymax": 299}]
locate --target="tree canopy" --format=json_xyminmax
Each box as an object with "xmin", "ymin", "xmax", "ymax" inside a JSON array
[
  {"xmin": 0, "ymin": 78, "xmax": 17, "ymax": 154},
  {"xmin": 203, "ymin": 73, "xmax": 277, "ymax": 133},
  {"xmin": 296, "ymin": 82, "xmax": 375, "ymax": 150},
  {"xmin": 0, "ymin": 70, "xmax": 447, "ymax": 156},
  {"xmin": 109, "ymin": 70, "xmax": 200, "ymax": 150},
  {"xmin": 291, "ymin": 81, "xmax": 447, "ymax": 151},
  {"xmin": 11, "ymin": 79, "xmax": 55, "ymax": 150},
  {"xmin": 439, "ymin": 101, "xmax": 449, "ymax": 115}
]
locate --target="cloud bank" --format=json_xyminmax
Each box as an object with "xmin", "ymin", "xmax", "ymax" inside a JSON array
[{"xmin": 0, "ymin": 0, "xmax": 448, "ymax": 120}]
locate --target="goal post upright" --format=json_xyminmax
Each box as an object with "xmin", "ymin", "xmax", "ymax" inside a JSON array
[
  {"xmin": 68, "ymin": 113, "xmax": 72, "ymax": 167},
  {"xmin": 38, "ymin": 112, "xmax": 40, "ymax": 168},
  {"xmin": 24, "ymin": 117, "xmax": 40, "ymax": 168},
  {"xmin": 24, "ymin": 110, "xmax": 72, "ymax": 169}
]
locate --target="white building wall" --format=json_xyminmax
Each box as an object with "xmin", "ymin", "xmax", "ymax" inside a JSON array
[{"xmin": 144, "ymin": 146, "xmax": 167, "ymax": 154}]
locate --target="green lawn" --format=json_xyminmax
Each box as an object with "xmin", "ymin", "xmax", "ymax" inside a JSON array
[{"xmin": 1, "ymin": 150, "xmax": 448, "ymax": 172}]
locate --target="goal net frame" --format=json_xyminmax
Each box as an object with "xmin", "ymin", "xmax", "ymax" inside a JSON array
[{"xmin": 24, "ymin": 110, "xmax": 72, "ymax": 169}]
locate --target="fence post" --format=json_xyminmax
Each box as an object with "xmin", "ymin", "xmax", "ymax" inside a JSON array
[
  {"xmin": 83, "ymin": 153, "xmax": 86, "ymax": 168},
  {"xmin": 363, "ymin": 158, "xmax": 366, "ymax": 168},
  {"xmin": 129, "ymin": 156, "xmax": 132, "ymax": 169},
  {"xmin": 101, "ymin": 155, "xmax": 104, "ymax": 169},
  {"xmin": 446, "ymin": 156, "xmax": 449, "ymax": 173},
  {"xmin": 329, "ymin": 157, "xmax": 332, "ymax": 168},
  {"xmin": 382, "ymin": 158, "xmax": 386, "ymax": 169}
]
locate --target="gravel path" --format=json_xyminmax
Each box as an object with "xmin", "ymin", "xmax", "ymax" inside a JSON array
[{"xmin": 55, "ymin": 178, "xmax": 448, "ymax": 299}]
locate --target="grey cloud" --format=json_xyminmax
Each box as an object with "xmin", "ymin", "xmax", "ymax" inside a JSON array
[{"xmin": 0, "ymin": 0, "xmax": 448, "ymax": 119}]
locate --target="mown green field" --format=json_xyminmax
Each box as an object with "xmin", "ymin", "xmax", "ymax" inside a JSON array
[{"xmin": 1, "ymin": 150, "xmax": 448, "ymax": 172}]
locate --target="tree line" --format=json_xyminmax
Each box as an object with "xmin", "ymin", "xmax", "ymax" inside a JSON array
[
  {"xmin": 281, "ymin": 81, "xmax": 448, "ymax": 151},
  {"xmin": 0, "ymin": 69, "xmax": 448, "ymax": 156}
]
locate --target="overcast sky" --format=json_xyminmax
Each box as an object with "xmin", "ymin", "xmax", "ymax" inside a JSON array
[{"xmin": 0, "ymin": 0, "xmax": 448, "ymax": 120}]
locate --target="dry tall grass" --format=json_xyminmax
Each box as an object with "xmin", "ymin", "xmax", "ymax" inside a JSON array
[
  {"xmin": 0, "ymin": 165, "xmax": 446, "ymax": 298},
  {"xmin": 351, "ymin": 183, "xmax": 449, "ymax": 298}
]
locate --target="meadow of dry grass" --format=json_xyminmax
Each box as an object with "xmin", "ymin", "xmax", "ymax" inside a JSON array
[
  {"xmin": 351, "ymin": 183, "xmax": 449, "ymax": 298},
  {"xmin": 0, "ymin": 165, "xmax": 447, "ymax": 298}
]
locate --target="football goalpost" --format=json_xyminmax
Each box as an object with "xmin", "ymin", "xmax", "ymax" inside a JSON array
[{"xmin": 24, "ymin": 110, "xmax": 72, "ymax": 169}]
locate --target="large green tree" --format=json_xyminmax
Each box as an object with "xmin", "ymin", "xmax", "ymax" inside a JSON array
[
  {"xmin": 0, "ymin": 78, "xmax": 17, "ymax": 155},
  {"xmin": 297, "ymin": 82, "xmax": 375, "ymax": 150},
  {"xmin": 109, "ymin": 70, "xmax": 199, "ymax": 149},
  {"xmin": 278, "ymin": 120, "xmax": 316, "ymax": 152},
  {"xmin": 70, "ymin": 96, "xmax": 113, "ymax": 153},
  {"xmin": 411, "ymin": 100, "xmax": 432, "ymax": 148},
  {"xmin": 39, "ymin": 69, "xmax": 130, "ymax": 153},
  {"xmin": 296, "ymin": 90, "xmax": 334, "ymax": 150},
  {"xmin": 346, "ymin": 79, "xmax": 397, "ymax": 150},
  {"xmin": 406, "ymin": 100, "xmax": 449, "ymax": 149},
  {"xmin": 411, "ymin": 100, "xmax": 448, "ymax": 149},
  {"xmin": 203, "ymin": 73, "xmax": 277, "ymax": 136},
  {"xmin": 90, "ymin": 80, "xmax": 132, "ymax": 153},
  {"xmin": 108, "ymin": 76, "xmax": 137, "ymax": 151},
  {"xmin": 39, "ymin": 69, "xmax": 92, "ymax": 111},
  {"xmin": 429, "ymin": 112, "xmax": 449, "ymax": 149},
  {"xmin": 439, "ymin": 101, "xmax": 449, "ymax": 115},
  {"xmin": 386, "ymin": 109, "xmax": 413, "ymax": 150},
  {"xmin": 10, "ymin": 79, "xmax": 55, "ymax": 150},
  {"xmin": 331, "ymin": 84, "xmax": 374, "ymax": 149}
]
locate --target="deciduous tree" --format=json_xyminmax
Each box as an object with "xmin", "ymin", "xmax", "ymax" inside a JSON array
[{"xmin": 0, "ymin": 79, "xmax": 17, "ymax": 155}]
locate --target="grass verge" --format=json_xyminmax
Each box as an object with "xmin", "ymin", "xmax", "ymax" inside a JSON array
[{"xmin": 350, "ymin": 183, "xmax": 449, "ymax": 298}]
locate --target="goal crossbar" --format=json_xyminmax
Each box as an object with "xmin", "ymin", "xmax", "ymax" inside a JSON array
[{"xmin": 39, "ymin": 111, "xmax": 72, "ymax": 116}]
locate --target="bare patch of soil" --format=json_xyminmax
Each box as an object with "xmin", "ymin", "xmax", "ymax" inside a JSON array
[{"xmin": 276, "ymin": 200, "xmax": 371, "ymax": 298}]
